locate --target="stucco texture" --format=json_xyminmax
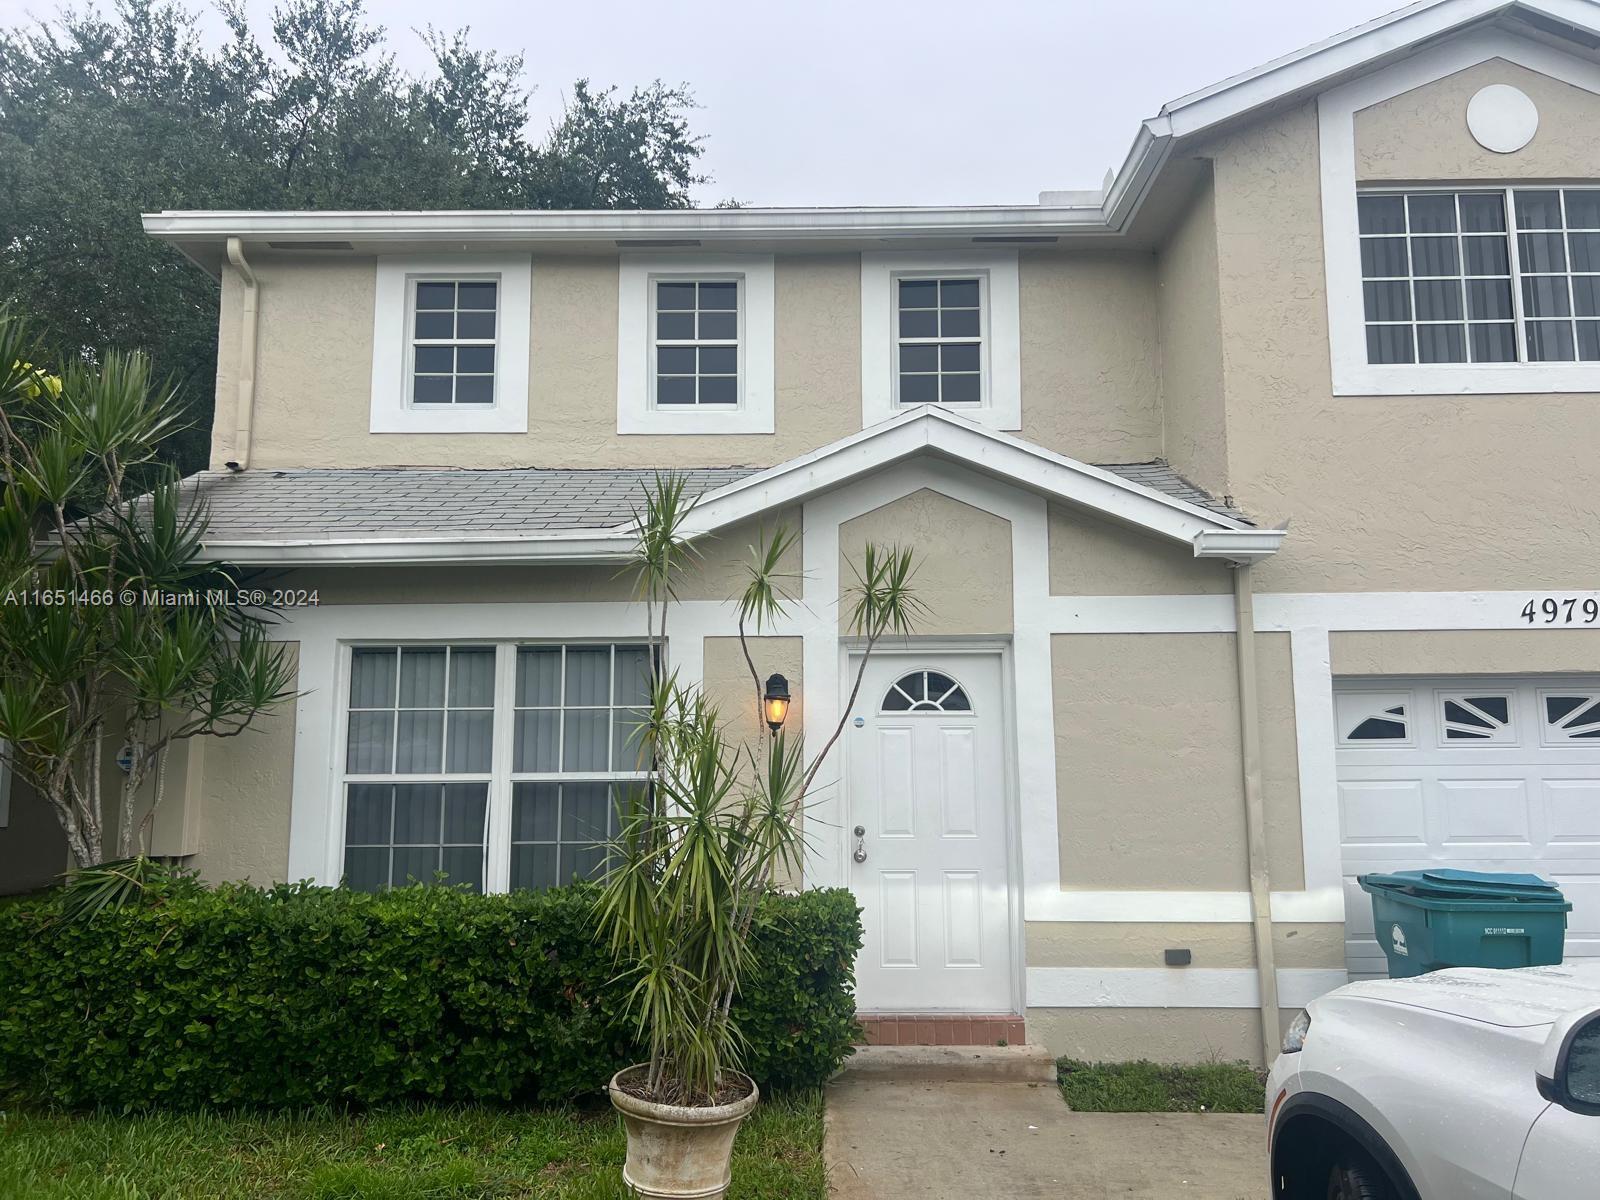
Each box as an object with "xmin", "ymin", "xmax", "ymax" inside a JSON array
[
  {"xmin": 1156, "ymin": 170, "xmax": 1229, "ymax": 499},
  {"xmin": 1029, "ymin": 1007, "xmax": 1301, "ymax": 1067},
  {"xmin": 1331, "ymin": 628, "xmax": 1600, "ymax": 676},
  {"xmin": 1355, "ymin": 59, "xmax": 1600, "ymax": 183},
  {"xmin": 1192, "ymin": 88, "xmax": 1600, "ymax": 592},
  {"xmin": 1025, "ymin": 921, "xmax": 1345, "ymax": 970},
  {"xmin": 220, "ymin": 255, "xmax": 861, "ymax": 471},
  {"xmin": 1048, "ymin": 503, "xmax": 1230, "ymax": 595},
  {"xmin": 1051, "ymin": 631, "xmax": 1303, "ymax": 892},
  {"xmin": 700, "ymin": 635, "xmax": 803, "ymax": 758},
  {"xmin": 837, "ymin": 489, "xmax": 1012, "ymax": 636},
  {"xmin": 190, "ymin": 643, "xmax": 301, "ymax": 884},
  {"xmin": 1018, "ymin": 251, "xmax": 1162, "ymax": 463}
]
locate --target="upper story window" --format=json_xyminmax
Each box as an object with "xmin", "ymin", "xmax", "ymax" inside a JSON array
[
  {"xmin": 370, "ymin": 254, "xmax": 531, "ymax": 435},
  {"xmin": 1359, "ymin": 188, "xmax": 1600, "ymax": 367},
  {"xmin": 861, "ymin": 251, "xmax": 1020, "ymax": 431},
  {"xmin": 896, "ymin": 277, "xmax": 983, "ymax": 405},
  {"xmin": 654, "ymin": 279, "xmax": 739, "ymax": 407},
  {"xmin": 617, "ymin": 254, "xmax": 775, "ymax": 435},
  {"xmin": 411, "ymin": 280, "xmax": 498, "ymax": 405}
]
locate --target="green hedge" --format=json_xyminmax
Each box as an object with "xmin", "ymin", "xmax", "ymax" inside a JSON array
[{"xmin": 0, "ymin": 883, "xmax": 862, "ymax": 1109}]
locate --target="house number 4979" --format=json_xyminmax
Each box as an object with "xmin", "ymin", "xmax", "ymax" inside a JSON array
[{"xmin": 1521, "ymin": 597, "xmax": 1600, "ymax": 625}]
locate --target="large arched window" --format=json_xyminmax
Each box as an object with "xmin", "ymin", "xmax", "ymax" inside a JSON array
[{"xmin": 880, "ymin": 670, "xmax": 972, "ymax": 714}]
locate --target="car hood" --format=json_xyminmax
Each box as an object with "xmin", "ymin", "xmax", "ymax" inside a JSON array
[{"xmin": 1332, "ymin": 962, "xmax": 1600, "ymax": 1028}]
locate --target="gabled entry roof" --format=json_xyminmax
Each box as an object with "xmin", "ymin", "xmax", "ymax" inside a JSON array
[{"xmin": 195, "ymin": 407, "xmax": 1283, "ymax": 566}]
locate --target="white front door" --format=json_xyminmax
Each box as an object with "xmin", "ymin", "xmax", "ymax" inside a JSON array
[{"xmin": 846, "ymin": 653, "xmax": 1014, "ymax": 1012}]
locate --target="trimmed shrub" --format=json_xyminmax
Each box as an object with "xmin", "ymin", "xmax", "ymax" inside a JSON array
[{"xmin": 0, "ymin": 883, "xmax": 861, "ymax": 1109}]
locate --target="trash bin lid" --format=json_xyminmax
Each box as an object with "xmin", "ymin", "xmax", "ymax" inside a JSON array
[{"xmin": 1360, "ymin": 868, "xmax": 1563, "ymax": 900}]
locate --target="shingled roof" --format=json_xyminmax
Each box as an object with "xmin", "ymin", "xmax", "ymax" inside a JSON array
[{"xmin": 183, "ymin": 459, "xmax": 1242, "ymax": 543}]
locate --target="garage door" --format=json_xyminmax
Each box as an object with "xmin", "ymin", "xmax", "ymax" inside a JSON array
[{"xmin": 1336, "ymin": 677, "xmax": 1600, "ymax": 979}]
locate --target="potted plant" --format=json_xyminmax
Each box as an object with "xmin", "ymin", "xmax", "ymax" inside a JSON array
[{"xmin": 598, "ymin": 474, "xmax": 921, "ymax": 1200}]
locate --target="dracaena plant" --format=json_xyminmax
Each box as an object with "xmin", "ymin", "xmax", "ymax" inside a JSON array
[
  {"xmin": 0, "ymin": 307, "xmax": 296, "ymax": 870},
  {"xmin": 598, "ymin": 472, "xmax": 925, "ymax": 1104}
]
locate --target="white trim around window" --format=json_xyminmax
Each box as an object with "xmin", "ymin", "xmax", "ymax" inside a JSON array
[
  {"xmin": 370, "ymin": 254, "xmax": 532, "ymax": 433},
  {"xmin": 616, "ymin": 253, "xmax": 775, "ymax": 435},
  {"xmin": 1319, "ymin": 30, "xmax": 1600, "ymax": 395},
  {"xmin": 861, "ymin": 250, "xmax": 1021, "ymax": 431}
]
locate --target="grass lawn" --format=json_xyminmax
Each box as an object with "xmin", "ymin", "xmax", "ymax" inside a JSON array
[
  {"xmin": 1057, "ymin": 1059, "xmax": 1266, "ymax": 1114},
  {"xmin": 0, "ymin": 1092, "xmax": 826, "ymax": 1199}
]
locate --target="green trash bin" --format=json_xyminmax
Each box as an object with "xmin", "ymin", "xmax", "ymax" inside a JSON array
[{"xmin": 1358, "ymin": 868, "xmax": 1572, "ymax": 979}]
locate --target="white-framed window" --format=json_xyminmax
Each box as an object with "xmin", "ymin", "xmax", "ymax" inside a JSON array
[
  {"xmin": 895, "ymin": 276, "xmax": 985, "ymax": 406},
  {"xmin": 617, "ymin": 254, "xmax": 774, "ymax": 434},
  {"xmin": 409, "ymin": 278, "xmax": 499, "ymax": 405},
  {"xmin": 652, "ymin": 278, "xmax": 741, "ymax": 408},
  {"xmin": 369, "ymin": 254, "xmax": 531, "ymax": 434},
  {"xmin": 338, "ymin": 641, "xmax": 652, "ymax": 893},
  {"xmin": 1436, "ymin": 691, "xmax": 1517, "ymax": 744},
  {"xmin": 861, "ymin": 250, "xmax": 1021, "ymax": 431},
  {"xmin": 1317, "ymin": 37, "xmax": 1600, "ymax": 396},
  {"xmin": 1358, "ymin": 188, "xmax": 1600, "ymax": 366}
]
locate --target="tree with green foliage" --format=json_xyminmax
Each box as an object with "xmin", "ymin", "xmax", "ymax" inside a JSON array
[
  {"xmin": 0, "ymin": 0, "xmax": 711, "ymax": 469},
  {"xmin": 0, "ymin": 309, "xmax": 296, "ymax": 868}
]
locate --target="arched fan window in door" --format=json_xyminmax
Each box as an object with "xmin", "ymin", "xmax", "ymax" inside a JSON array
[{"xmin": 880, "ymin": 670, "xmax": 972, "ymax": 714}]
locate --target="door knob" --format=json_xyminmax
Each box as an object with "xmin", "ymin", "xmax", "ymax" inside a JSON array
[{"xmin": 852, "ymin": 825, "xmax": 867, "ymax": 864}]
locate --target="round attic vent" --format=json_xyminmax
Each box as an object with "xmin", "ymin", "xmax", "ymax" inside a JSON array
[{"xmin": 1466, "ymin": 84, "xmax": 1539, "ymax": 154}]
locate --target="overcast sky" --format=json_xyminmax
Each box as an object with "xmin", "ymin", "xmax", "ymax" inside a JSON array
[{"xmin": 0, "ymin": 0, "xmax": 1409, "ymax": 206}]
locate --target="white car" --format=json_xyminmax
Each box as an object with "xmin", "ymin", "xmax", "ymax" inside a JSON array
[{"xmin": 1266, "ymin": 961, "xmax": 1600, "ymax": 1199}]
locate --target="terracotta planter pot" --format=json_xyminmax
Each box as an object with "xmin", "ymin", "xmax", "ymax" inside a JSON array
[{"xmin": 607, "ymin": 1066, "xmax": 760, "ymax": 1200}]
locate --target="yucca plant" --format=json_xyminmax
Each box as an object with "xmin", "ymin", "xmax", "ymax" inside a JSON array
[
  {"xmin": 0, "ymin": 306, "xmax": 296, "ymax": 869},
  {"xmin": 598, "ymin": 472, "xmax": 924, "ymax": 1106}
]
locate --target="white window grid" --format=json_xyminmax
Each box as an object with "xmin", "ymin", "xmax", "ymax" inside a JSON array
[
  {"xmin": 650, "ymin": 277, "xmax": 742, "ymax": 409},
  {"xmin": 1358, "ymin": 187, "xmax": 1600, "ymax": 366},
  {"xmin": 407, "ymin": 276, "xmax": 500, "ymax": 407},
  {"xmin": 1435, "ymin": 691, "xmax": 1517, "ymax": 745},
  {"xmin": 893, "ymin": 274, "xmax": 986, "ymax": 407},
  {"xmin": 337, "ymin": 641, "xmax": 655, "ymax": 894}
]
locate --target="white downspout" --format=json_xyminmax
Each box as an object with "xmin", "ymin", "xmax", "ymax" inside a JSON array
[
  {"xmin": 224, "ymin": 237, "xmax": 259, "ymax": 472},
  {"xmin": 1232, "ymin": 561, "xmax": 1280, "ymax": 1067}
]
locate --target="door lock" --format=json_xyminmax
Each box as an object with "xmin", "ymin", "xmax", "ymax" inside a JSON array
[{"xmin": 852, "ymin": 825, "xmax": 868, "ymax": 864}]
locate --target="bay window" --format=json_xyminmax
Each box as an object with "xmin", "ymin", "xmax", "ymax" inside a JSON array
[{"xmin": 340, "ymin": 642, "xmax": 652, "ymax": 892}]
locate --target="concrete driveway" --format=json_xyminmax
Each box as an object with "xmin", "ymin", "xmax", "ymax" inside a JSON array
[{"xmin": 825, "ymin": 1048, "xmax": 1268, "ymax": 1200}]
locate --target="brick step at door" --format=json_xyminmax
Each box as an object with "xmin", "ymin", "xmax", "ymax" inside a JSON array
[{"xmin": 855, "ymin": 1014, "xmax": 1026, "ymax": 1047}]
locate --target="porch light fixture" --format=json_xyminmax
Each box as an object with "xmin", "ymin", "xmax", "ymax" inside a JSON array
[{"xmin": 763, "ymin": 673, "xmax": 791, "ymax": 733}]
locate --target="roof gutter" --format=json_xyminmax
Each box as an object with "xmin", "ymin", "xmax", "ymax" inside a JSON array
[
  {"xmin": 223, "ymin": 237, "xmax": 259, "ymax": 472},
  {"xmin": 206, "ymin": 531, "xmax": 637, "ymax": 567}
]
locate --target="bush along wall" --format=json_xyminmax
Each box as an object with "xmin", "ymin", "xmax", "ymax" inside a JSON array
[{"xmin": 0, "ymin": 883, "xmax": 862, "ymax": 1110}]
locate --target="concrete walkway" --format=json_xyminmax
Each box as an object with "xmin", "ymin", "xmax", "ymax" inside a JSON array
[{"xmin": 825, "ymin": 1048, "xmax": 1268, "ymax": 1200}]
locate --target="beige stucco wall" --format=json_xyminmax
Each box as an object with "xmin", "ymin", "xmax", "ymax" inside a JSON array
[
  {"xmin": 1356, "ymin": 58, "xmax": 1600, "ymax": 182},
  {"xmin": 221, "ymin": 247, "xmax": 1171, "ymax": 473},
  {"xmin": 1156, "ymin": 170, "xmax": 1230, "ymax": 498},
  {"xmin": 1048, "ymin": 503, "xmax": 1230, "ymax": 595},
  {"xmin": 837, "ymin": 489, "xmax": 1013, "ymax": 636},
  {"xmin": 701, "ymin": 635, "xmax": 804, "ymax": 755},
  {"xmin": 1018, "ymin": 251, "xmax": 1162, "ymax": 463},
  {"xmin": 1030, "ymin": 1006, "xmax": 1298, "ymax": 1067},
  {"xmin": 1025, "ymin": 921, "xmax": 1345, "ymax": 970},
  {"xmin": 190, "ymin": 644, "xmax": 301, "ymax": 884},
  {"xmin": 1052, "ymin": 631, "xmax": 1303, "ymax": 892},
  {"xmin": 221, "ymin": 255, "xmax": 862, "ymax": 471},
  {"xmin": 1197, "ymin": 83, "xmax": 1600, "ymax": 593},
  {"xmin": 1331, "ymin": 628, "xmax": 1600, "ymax": 677}
]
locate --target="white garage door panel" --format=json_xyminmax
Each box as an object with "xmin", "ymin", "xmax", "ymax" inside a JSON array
[{"xmin": 1336, "ymin": 677, "xmax": 1600, "ymax": 979}]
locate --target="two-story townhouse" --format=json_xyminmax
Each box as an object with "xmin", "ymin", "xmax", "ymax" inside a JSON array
[{"xmin": 6, "ymin": 0, "xmax": 1600, "ymax": 1066}]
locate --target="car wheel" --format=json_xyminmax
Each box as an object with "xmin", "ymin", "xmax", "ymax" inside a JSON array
[{"xmin": 1324, "ymin": 1146, "xmax": 1391, "ymax": 1200}]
